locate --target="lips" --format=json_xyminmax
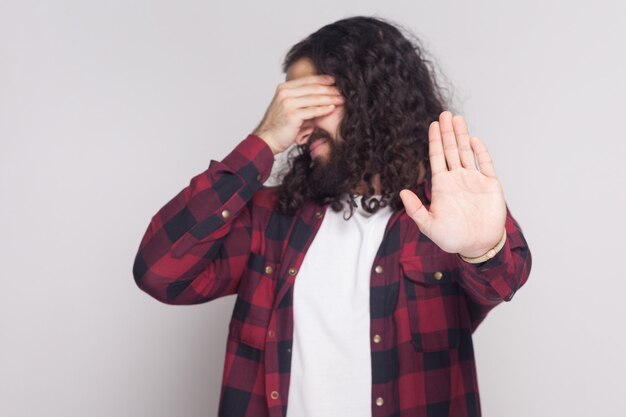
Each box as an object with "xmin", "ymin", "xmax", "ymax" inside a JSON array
[{"xmin": 309, "ymin": 138, "xmax": 328, "ymax": 155}]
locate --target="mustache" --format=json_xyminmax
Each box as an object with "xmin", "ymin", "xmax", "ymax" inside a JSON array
[{"xmin": 306, "ymin": 129, "xmax": 332, "ymax": 148}]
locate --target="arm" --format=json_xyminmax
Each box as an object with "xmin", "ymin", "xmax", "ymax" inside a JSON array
[
  {"xmin": 133, "ymin": 73, "xmax": 343, "ymax": 305},
  {"xmin": 132, "ymin": 134, "xmax": 274, "ymax": 305},
  {"xmin": 399, "ymin": 111, "xmax": 533, "ymax": 331}
]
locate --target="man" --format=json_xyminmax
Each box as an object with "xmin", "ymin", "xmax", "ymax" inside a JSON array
[{"xmin": 133, "ymin": 16, "xmax": 532, "ymax": 417}]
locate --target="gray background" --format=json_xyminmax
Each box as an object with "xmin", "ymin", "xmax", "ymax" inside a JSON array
[{"xmin": 1, "ymin": 1, "xmax": 625, "ymax": 416}]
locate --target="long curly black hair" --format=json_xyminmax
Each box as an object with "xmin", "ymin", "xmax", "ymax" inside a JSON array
[{"xmin": 276, "ymin": 15, "xmax": 453, "ymax": 218}]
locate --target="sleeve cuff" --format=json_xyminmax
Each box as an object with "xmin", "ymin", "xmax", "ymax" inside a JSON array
[
  {"xmin": 455, "ymin": 232, "xmax": 518, "ymax": 301},
  {"xmin": 221, "ymin": 134, "xmax": 275, "ymax": 185}
]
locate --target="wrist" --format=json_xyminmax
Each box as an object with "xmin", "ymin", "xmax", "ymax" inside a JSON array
[
  {"xmin": 252, "ymin": 130, "xmax": 281, "ymax": 155},
  {"xmin": 458, "ymin": 229, "xmax": 507, "ymax": 264}
]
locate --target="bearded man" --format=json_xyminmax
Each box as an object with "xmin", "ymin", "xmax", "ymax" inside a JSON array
[{"xmin": 133, "ymin": 15, "xmax": 532, "ymax": 417}]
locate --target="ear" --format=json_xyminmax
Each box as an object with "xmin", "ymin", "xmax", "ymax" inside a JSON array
[{"xmin": 295, "ymin": 126, "xmax": 314, "ymax": 145}]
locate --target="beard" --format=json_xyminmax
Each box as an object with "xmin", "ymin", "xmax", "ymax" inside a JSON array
[{"xmin": 306, "ymin": 131, "xmax": 350, "ymax": 202}]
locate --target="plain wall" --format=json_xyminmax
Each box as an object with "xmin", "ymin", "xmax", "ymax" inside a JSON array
[{"xmin": 1, "ymin": 1, "xmax": 625, "ymax": 416}]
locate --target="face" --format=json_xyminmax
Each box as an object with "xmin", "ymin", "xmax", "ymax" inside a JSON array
[
  {"xmin": 285, "ymin": 57, "xmax": 345, "ymax": 164},
  {"xmin": 284, "ymin": 57, "xmax": 350, "ymax": 199}
]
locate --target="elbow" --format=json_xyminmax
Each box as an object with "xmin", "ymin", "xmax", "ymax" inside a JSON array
[
  {"xmin": 132, "ymin": 252, "xmax": 172, "ymax": 304},
  {"xmin": 132, "ymin": 253, "xmax": 210, "ymax": 305}
]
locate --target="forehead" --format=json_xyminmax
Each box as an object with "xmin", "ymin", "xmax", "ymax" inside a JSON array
[{"xmin": 285, "ymin": 57, "xmax": 317, "ymax": 81}]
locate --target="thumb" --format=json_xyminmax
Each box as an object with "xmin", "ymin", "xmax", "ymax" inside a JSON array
[{"xmin": 399, "ymin": 189, "xmax": 431, "ymax": 234}]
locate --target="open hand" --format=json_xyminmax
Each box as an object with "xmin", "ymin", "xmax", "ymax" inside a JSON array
[{"xmin": 399, "ymin": 111, "xmax": 506, "ymax": 257}]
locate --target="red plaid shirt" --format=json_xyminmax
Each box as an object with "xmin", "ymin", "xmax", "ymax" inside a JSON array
[{"xmin": 133, "ymin": 134, "xmax": 532, "ymax": 417}]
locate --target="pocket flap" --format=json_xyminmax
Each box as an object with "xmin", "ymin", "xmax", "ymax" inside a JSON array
[{"xmin": 399, "ymin": 254, "xmax": 456, "ymax": 285}]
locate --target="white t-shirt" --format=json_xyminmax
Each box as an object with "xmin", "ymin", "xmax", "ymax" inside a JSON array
[{"xmin": 286, "ymin": 194, "xmax": 394, "ymax": 417}]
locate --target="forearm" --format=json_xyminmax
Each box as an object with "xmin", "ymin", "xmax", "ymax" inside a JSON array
[
  {"xmin": 132, "ymin": 134, "xmax": 274, "ymax": 304},
  {"xmin": 454, "ymin": 205, "xmax": 532, "ymax": 329}
]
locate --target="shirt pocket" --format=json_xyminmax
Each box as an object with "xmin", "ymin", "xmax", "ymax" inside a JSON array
[
  {"xmin": 400, "ymin": 254, "xmax": 461, "ymax": 351},
  {"xmin": 227, "ymin": 252, "xmax": 279, "ymax": 351}
]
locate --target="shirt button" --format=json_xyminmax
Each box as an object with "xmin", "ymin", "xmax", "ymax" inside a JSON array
[
  {"xmin": 256, "ymin": 174, "xmax": 262, "ymax": 181},
  {"xmin": 373, "ymin": 334, "xmax": 381, "ymax": 343},
  {"xmin": 376, "ymin": 397, "xmax": 384, "ymax": 406},
  {"xmin": 434, "ymin": 271, "xmax": 443, "ymax": 280},
  {"xmin": 268, "ymin": 329, "xmax": 275, "ymax": 338},
  {"xmin": 265, "ymin": 265, "xmax": 273, "ymax": 274},
  {"xmin": 270, "ymin": 391, "xmax": 280, "ymax": 400},
  {"xmin": 315, "ymin": 211, "xmax": 323, "ymax": 219},
  {"xmin": 288, "ymin": 267, "xmax": 297, "ymax": 276},
  {"xmin": 374, "ymin": 265, "xmax": 383, "ymax": 274},
  {"xmin": 221, "ymin": 209, "xmax": 231, "ymax": 218}
]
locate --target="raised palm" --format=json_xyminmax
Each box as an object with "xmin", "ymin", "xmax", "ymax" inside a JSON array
[{"xmin": 399, "ymin": 111, "xmax": 506, "ymax": 257}]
